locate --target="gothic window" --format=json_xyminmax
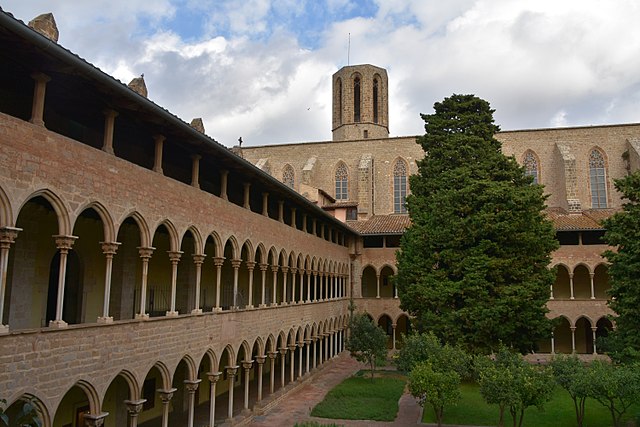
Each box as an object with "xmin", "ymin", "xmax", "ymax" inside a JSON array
[
  {"xmin": 354, "ymin": 76, "xmax": 361, "ymax": 122},
  {"xmin": 523, "ymin": 150, "xmax": 539, "ymax": 184},
  {"xmin": 589, "ymin": 149, "xmax": 607, "ymax": 208},
  {"xmin": 393, "ymin": 160, "xmax": 408, "ymax": 214},
  {"xmin": 282, "ymin": 164, "xmax": 294, "ymax": 189},
  {"xmin": 337, "ymin": 77, "xmax": 342, "ymax": 125},
  {"xmin": 373, "ymin": 78, "xmax": 379, "ymax": 124},
  {"xmin": 335, "ymin": 163, "xmax": 348, "ymax": 200}
]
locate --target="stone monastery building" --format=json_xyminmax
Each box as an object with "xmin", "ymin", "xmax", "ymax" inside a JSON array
[{"xmin": 0, "ymin": 7, "xmax": 637, "ymax": 427}]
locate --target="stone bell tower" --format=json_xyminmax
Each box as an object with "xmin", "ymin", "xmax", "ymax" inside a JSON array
[{"xmin": 332, "ymin": 64, "xmax": 389, "ymax": 141}]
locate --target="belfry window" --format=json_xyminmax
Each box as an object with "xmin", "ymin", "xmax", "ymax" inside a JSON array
[
  {"xmin": 523, "ymin": 150, "xmax": 539, "ymax": 184},
  {"xmin": 589, "ymin": 149, "xmax": 607, "ymax": 208},
  {"xmin": 354, "ymin": 77, "xmax": 361, "ymax": 122},
  {"xmin": 373, "ymin": 78, "xmax": 379, "ymax": 124},
  {"xmin": 335, "ymin": 163, "xmax": 348, "ymax": 200},
  {"xmin": 282, "ymin": 164, "xmax": 295, "ymax": 188},
  {"xmin": 393, "ymin": 160, "xmax": 408, "ymax": 214},
  {"xmin": 337, "ymin": 78, "xmax": 343, "ymax": 125}
]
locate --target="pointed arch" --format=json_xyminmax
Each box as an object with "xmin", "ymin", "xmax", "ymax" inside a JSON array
[
  {"xmin": 72, "ymin": 379, "xmax": 101, "ymax": 415},
  {"xmin": 0, "ymin": 184, "xmax": 12, "ymax": 227},
  {"xmin": 103, "ymin": 370, "xmax": 140, "ymax": 402},
  {"xmin": 200, "ymin": 349, "xmax": 219, "ymax": 374},
  {"xmin": 335, "ymin": 161, "xmax": 349, "ymax": 200},
  {"xmin": 19, "ymin": 189, "xmax": 71, "ymax": 236},
  {"xmin": 282, "ymin": 164, "xmax": 295, "ymax": 189},
  {"xmin": 117, "ymin": 211, "xmax": 151, "ymax": 248},
  {"xmin": 589, "ymin": 147, "xmax": 608, "ymax": 208},
  {"xmin": 224, "ymin": 235, "xmax": 240, "ymax": 260},
  {"xmin": 522, "ymin": 150, "xmax": 540, "ymax": 184},
  {"xmin": 393, "ymin": 158, "xmax": 408, "ymax": 214},
  {"xmin": 74, "ymin": 201, "xmax": 116, "ymax": 243},
  {"xmin": 173, "ymin": 354, "xmax": 198, "ymax": 381},
  {"xmin": 5, "ymin": 393, "xmax": 50, "ymax": 427},
  {"xmin": 181, "ymin": 226, "xmax": 204, "ymax": 255},
  {"xmin": 151, "ymin": 220, "xmax": 179, "ymax": 252},
  {"xmin": 206, "ymin": 231, "xmax": 224, "ymax": 257},
  {"xmin": 256, "ymin": 243, "xmax": 267, "ymax": 264}
]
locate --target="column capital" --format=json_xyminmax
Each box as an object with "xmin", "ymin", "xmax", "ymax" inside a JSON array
[
  {"xmin": 102, "ymin": 108, "xmax": 119, "ymax": 119},
  {"xmin": 153, "ymin": 134, "xmax": 166, "ymax": 144},
  {"xmin": 570, "ymin": 326, "xmax": 577, "ymax": 331},
  {"xmin": 231, "ymin": 259, "xmax": 242, "ymax": 269},
  {"xmin": 124, "ymin": 399, "xmax": 146, "ymax": 415},
  {"xmin": 280, "ymin": 266, "xmax": 289, "ymax": 274},
  {"xmin": 184, "ymin": 379, "xmax": 201, "ymax": 392},
  {"xmin": 241, "ymin": 360, "xmax": 254, "ymax": 370},
  {"xmin": 158, "ymin": 388, "xmax": 178, "ymax": 402},
  {"xmin": 30, "ymin": 71, "xmax": 51, "ymax": 83},
  {"xmin": 137, "ymin": 246, "xmax": 155, "ymax": 259},
  {"xmin": 207, "ymin": 371, "xmax": 222, "ymax": 383},
  {"xmin": 83, "ymin": 413, "xmax": 109, "ymax": 427},
  {"xmin": 167, "ymin": 250, "xmax": 183, "ymax": 263},
  {"xmin": 259, "ymin": 263, "xmax": 269, "ymax": 271},
  {"xmin": 191, "ymin": 153, "xmax": 202, "ymax": 161},
  {"xmin": 213, "ymin": 256, "xmax": 225, "ymax": 267},
  {"xmin": 270, "ymin": 265, "xmax": 279, "ymax": 273},
  {"xmin": 192, "ymin": 254, "xmax": 206, "ymax": 264},
  {"xmin": 255, "ymin": 355, "xmax": 267, "ymax": 364},
  {"xmin": 304, "ymin": 339, "xmax": 311, "ymax": 345},
  {"xmin": 245, "ymin": 260, "xmax": 256, "ymax": 270},
  {"xmin": 0, "ymin": 226, "xmax": 21, "ymax": 246},
  {"xmin": 591, "ymin": 326, "xmax": 598, "ymax": 332},
  {"xmin": 225, "ymin": 365, "xmax": 239, "ymax": 377},
  {"xmin": 288, "ymin": 345, "xmax": 297, "ymax": 352},
  {"xmin": 278, "ymin": 347, "xmax": 288, "ymax": 356},
  {"xmin": 53, "ymin": 235, "xmax": 77, "ymax": 251},
  {"xmin": 100, "ymin": 241, "xmax": 121, "ymax": 255}
]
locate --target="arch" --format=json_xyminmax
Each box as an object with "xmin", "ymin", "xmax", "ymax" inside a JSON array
[
  {"xmin": 256, "ymin": 243, "xmax": 267, "ymax": 264},
  {"xmin": 19, "ymin": 189, "xmax": 71, "ymax": 236},
  {"xmin": 151, "ymin": 219, "xmax": 179, "ymax": 252},
  {"xmin": 241, "ymin": 239, "xmax": 255, "ymax": 262},
  {"xmin": 593, "ymin": 263, "xmax": 610, "ymax": 299},
  {"xmin": 205, "ymin": 230, "xmax": 224, "ymax": 258},
  {"xmin": 224, "ymin": 235, "xmax": 240, "ymax": 260},
  {"xmin": 278, "ymin": 249, "xmax": 288, "ymax": 266},
  {"xmin": 589, "ymin": 147, "xmax": 608, "ymax": 208},
  {"xmin": 282, "ymin": 164, "xmax": 295, "ymax": 189},
  {"xmin": 116, "ymin": 211, "xmax": 151, "ymax": 248},
  {"xmin": 553, "ymin": 316, "xmax": 572, "ymax": 354},
  {"xmin": 353, "ymin": 73, "xmax": 361, "ymax": 122},
  {"xmin": 334, "ymin": 161, "xmax": 349, "ymax": 201},
  {"xmin": 103, "ymin": 369, "xmax": 140, "ymax": 402},
  {"xmin": 73, "ymin": 201, "xmax": 116, "ymax": 243},
  {"xmin": 147, "ymin": 361, "xmax": 172, "ymax": 390},
  {"xmin": 336, "ymin": 76, "xmax": 343, "ymax": 125},
  {"xmin": 238, "ymin": 340, "xmax": 252, "ymax": 362},
  {"xmin": 522, "ymin": 150, "xmax": 540, "ymax": 184},
  {"xmin": 373, "ymin": 74, "xmax": 381, "ymax": 124},
  {"xmin": 252, "ymin": 336, "xmax": 265, "ymax": 356},
  {"xmin": 0, "ymin": 184, "xmax": 12, "ymax": 227},
  {"xmin": 393, "ymin": 158, "xmax": 408, "ymax": 214},
  {"xmin": 5, "ymin": 393, "xmax": 50, "ymax": 427},
  {"xmin": 181, "ymin": 225, "xmax": 204, "ymax": 255},
  {"xmin": 173, "ymin": 354, "xmax": 198, "ymax": 382},
  {"xmin": 553, "ymin": 264, "xmax": 571, "ymax": 299},
  {"xmin": 200, "ymin": 348, "xmax": 219, "ymax": 374},
  {"xmin": 574, "ymin": 316, "xmax": 593, "ymax": 354},
  {"xmin": 361, "ymin": 265, "xmax": 377, "ymax": 298},
  {"xmin": 266, "ymin": 334, "xmax": 277, "ymax": 352},
  {"xmin": 573, "ymin": 264, "xmax": 591, "ymax": 299}
]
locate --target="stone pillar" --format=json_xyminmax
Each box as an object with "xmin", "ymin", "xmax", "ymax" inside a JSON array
[
  {"xmin": 246, "ymin": 261, "xmax": 255, "ymax": 308},
  {"xmin": 243, "ymin": 183, "xmax": 251, "ymax": 209},
  {"xmin": 569, "ymin": 273, "xmax": 575, "ymax": 300},
  {"xmin": 191, "ymin": 154, "xmax": 201, "ymax": 188},
  {"xmin": 50, "ymin": 235, "xmax": 78, "ymax": 328},
  {"xmin": 302, "ymin": 214, "xmax": 308, "ymax": 232},
  {"xmin": 291, "ymin": 267, "xmax": 298, "ymax": 303},
  {"xmin": 570, "ymin": 326, "xmax": 576, "ymax": 353},
  {"xmin": 158, "ymin": 388, "xmax": 177, "ymax": 427},
  {"xmin": 312, "ymin": 337, "xmax": 317, "ymax": 369},
  {"xmin": 590, "ymin": 273, "xmax": 595, "ymax": 299},
  {"xmin": 242, "ymin": 360, "xmax": 253, "ymax": 410},
  {"xmin": 592, "ymin": 327, "xmax": 598, "ymax": 354},
  {"xmin": 324, "ymin": 333, "xmax": 329, "ymax": 361},
  {"xmin": 278, "ymin": 200, "xmax": 284, "ymax": 223},
  {"xmin": 551, "ymin": 333, "xmax": 555, "ymax": 354},
  {"xmin": 124, "ymin": 399, "xmax": 145, "ymax": 427},
  {"xmin": 83, "ymin": 413, "xmax": 109, "ymax": 427},
  {"xmin": 0, "ymin": 227, "xmax": 20, "ymax": 334},
  {"xmin": 184, "ymin": 379, "xmax": 201, "ymax": 427},
  {"xmin": 213, "ymin": 257, "xmax": 224, "ymax": 312},
  {"xmin": 192, "ymin": 254, "xmax": 206, "ymax": 314},
  {"xmin": 291, "ymin": 207, "xmax": 297, "ymax": 228},
  {"xmin": 98, "ymin": 241, "xmax": 121, "ymax": 323},
  {"xmin": 255, "ymin": 356, "xmax": 266, "ymax": 401},
  {"xmin": 220, "ymin": 170, "xmax": 229, "ymax": 200},
  {"xmin": 279, "ymin": 348, "xmax": 287, "ymax": 388},
  {"xmin": 304, "ymin": 340, "xmax": 311, "ymax": 374},
  {"xmin": 231, "ymin": 259, "xmax": 241, "ymax": 309},
  {"xmin": 318, "ymin": 336, "xmax": 324, "ymax": 365},
  {"xmin": 299, "ymin": 269, "xmax": 305, "ymax": 303},
  {"xmin": 297, "ymin": 342, "xmax": 303, "ymax": 378},
  {"xmin": 225, "ymin": 366, "xmax": 239, "ymax": 420},
  {"xmin": 281, "ymin": 266, "xmax": 289, "ymax": 305},
  {"xmin": 306, "ymin": 269, "xmax": 311, "ymax": 303},
  {"xmin": 267, "ymin": 352, "xmax": 277, "ymax": 394},
  {"xmin": 153, "ymin": 135, "xmax": 165, "ymax": 173},
  {"xmin": 392, "ymin": 323, "xmax": 397, "ymax": 350},
  {"xmin": 313, "ymin": 271, "xmax": 318, "ymax": 302},
  {"xmin": 550, "ymin": 282, "xmax": 554, "ymax": 300},
  {"xmin": 262, "ymin": 192, "xmax": 269, "ymax": 216},
  {"xmin": 271, "ymin": 265, "xmax": 278, "ymax": 307},
  {"xmin": 136, "ymin": 247, "xmax": 154, "ymax": 319},
  {"xmin": 329, "ymin": 332, "xmax": 334, "ymax": 357},
  {"xmin": 259, "ymin": 263, "xmax": 268, "ymax": 307},
  {"xmin": 207, "ymin": 372, "xmax": 222, "ymax": 427},
  {"xmin": 29, "ymin": 72, "xmax": 51, "ymax": 126},
  {"xmin": 289, "ymin": 345, "xmax": 296, "ymax": 382},
  {"xmin": 102, "ymin": 109, "xmax": 118, "ymax": 154},
  {"xmin": 166, "ymin": 251, "xmax": 183, "ymax": 316},
  {"xmin": 394, "ymin": 282, "xmax": 398, "ymax": 299}
]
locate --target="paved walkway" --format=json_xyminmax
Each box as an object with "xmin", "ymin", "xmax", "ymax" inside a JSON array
[{"xmin": 249, "ymin": 352, "xmax": 423, "ymax": 427}]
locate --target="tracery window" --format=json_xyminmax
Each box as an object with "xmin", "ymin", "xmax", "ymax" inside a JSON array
[
  {"xmin": 282, "ymin": 164, "xmax": 294, "ymax": 188},
  {"xmin": 589, "ymin": 149, "xmax": 607, "ymax": 208},
  {"xmin": 354, "ymin": 76, "xmax": 361, "ymax": 122},
  {"xmin": 523, "ymin": 150, "xmax": 539, "ymax": 184},
  {"xmin": 393, "ymin": 160, "xmax": 408, "ymax": 214},
  {"xmin": 335, "ymin": 163, "xmax": 348, "ymax": 200}
]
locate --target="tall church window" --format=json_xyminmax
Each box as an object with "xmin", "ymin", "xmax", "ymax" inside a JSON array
[
  {"xmin": 282, "ymin": 164, "xmax": 295, "ymax": 189},
  {"xmin": 393, "ymin": 160, "xmax": 408, "ymax": 214},
  {"xmin": 335, "ymin": 163, "xmax": 348, "ymax": 200},
  {"xmin": 523, "ymin": 150, "xmax": 539, "ymax": 184},
  {"xmin": 373, "ymin": 78, "xmax": 379, "ymax": 124},
  {"xmin": 589, "ymin": 149, "xmax": 607, "ymax": 208},
  {"xmin": 337, "ymin": 78, "xmax": 343, "ymax": 125},
  {"xmin": 354, "ymin": 76, "xmax": 361, "ymax": 122}
]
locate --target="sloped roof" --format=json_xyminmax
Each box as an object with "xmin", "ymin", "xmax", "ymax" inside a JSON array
[
  {"xmin": 546, "ymin": 208, "xmax": 618, "ymax": 231},
  {"xmin": 347, "ymin": 215, "xmax": 411, "ymax": 235}
]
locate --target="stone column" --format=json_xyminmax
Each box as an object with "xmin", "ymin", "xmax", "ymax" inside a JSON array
[
  {"xmin": 297, "ymin": 342, "xmax": 303, "ymax": 378},
  {"xmin": 192, "ymin": 254, "xmax": 206, "ymax": 314},
  {"xmin": 231, "ymin": 259, "xmax": 241, "ymax": 309},
  {"xmin": 102, "ymin": 109, "xmax": 118, "ymax": 154},
  {"xmin": 306, "ymin": 270, "xmax": 311, "ymax": 303},
  {"xmin": 324, "ymin": 333, "xmax": 329, "ymax": 361},
  {"xmin": 242, "ymin": 360, "xmax": 253, "ymax": 409},
  {"xmin": 290, "ymin": 267, "xmax": 297, "ymax": 303},
  {"xmin": 329, "ymin": 331, "xmax": 334, "ymax": 358},
  {"xmin": 569, "ymin": 273, "xmax": 575, "ymax": 300},
  {"xmin": 262, "ymin": 192, "xmax": 269, "ymax": 216},
  {"xmin": 312, "ymin": 337, "xmax": 317, "ymax": 369},
  {"xmin": 206, "ymin": 372, "xmax": 222, "ymax": 427},
  {"xmin": 394, "ymin": 282, "xmax": 398, "ymax": 299},
  {"xmin": 291, "ymin": 207, "xmax": 297, "ymax": 228},
  {"xmin": 550, "ymin": 282, "xmax": 554, "ymax": 300},
  {"xmin": 304, "ymin": 340, "xmax": 311, "ymax": 374},
  {"xmin": 392, "ymin": 323, "xmax": 397, "ymax": 350},
  {"xmin": 246, "ymin": 261, "xmax": 255, "ymax": 308},
  {"xmin": 220, "ymin": 170, "xmax": 229, "ymax": 200},
  {"xmin": 271, "ymin": 265, "xmax": 278, "ymax": 306},
  {"xmin": 98, "ymin": 241, "xmax": 121, "ymax": 323},
  {"xmin": 376, "ymin": 274, "xmax": 381, "ymax": 298},
  {"xmin": 312, "ymin": 218, "xmax": 317, "ymax": 235},
  {"xmin": 259, "ymin": 263, "xmax": 268, "ymax": 307},
  {"xmin": 136, "ymin": 247, "xmax": 154, "ymax": 319},
  {"xmin": 302, "ymin": 214, "xmax": 307, "ymax": 232},
  {"xmin": 313, "ymin": 271, "xmax": 318, "ymax": 302},
  {"xmin": 289, "ymin": 345, "xmax": 296, "ymax": 382},
  {"xmin": 124, "ymin": 399, "xmax": 145, "ymax": 427},
  {"xmin": 225, "ymin": 366, "xmax": 239, "ymax": 420},
  {"xmin": 551, "ymin": 333, "xmax": 555, "ymax": 354},
  {"xmin": 592, "ymin": 327, "xmax": 598, "ymax": 354},
  {"xmin": 83, "ymin": 413, "xmax": 109, "ymax": 427},
  {"xmin": 50, "ymin": 235, "xmax": 78, "ymax": 328},
  {"xmin": 267, "ymin": 351, "xmax": 277, "ymax": 394},
  {"xmin": 153, "ymin": 135, "xmax": 165, "ymax": 173},
  {"xmin": 278, "ymin": 200, "xmax": 284, "ymax": 223},
  {"xmin": 166, "ymin": 251, "xmax": 183, "ymax": 316},
  {"xmin": 29, "ymin": 72, "xmax": 51, "ymax": 126},
  {"xmin": 329, "ymin": 273, "xmax": 334, "ymax": 299},
  {"xmin": 255, "ymin": 356, "xmax": 266, "ymax": 401},
  {"xmin": 590, "ymin": 273, "xmax": 595, "ymax": 299},
  {"xmin": 158, "ymin": 388, "xmax": 177, "ymax": 427},
  {"xmin": 279, "ymin": 348, "xmax": 287, "ymax": 388},
  {"xmin": 213, "ymin": 257, "xmax": 224, "ymax": 312},
  {"xmin": 318, "ymin": 336, "xmax": 323, "ymax": 365},
  {"xmin": 570, "ymin": 326, "xmax": 576, "ymax": 353},
  {"xmin": 184, "ymin": 379, "xmax": 201, "ymax": 427},
  {"xmin": 243, "ymin": 183, "xmax": 251, "ymax": 209},
  {"xmin": 191, "ymin": 154, "xmax": 201, "ymax": 189},
  {"xmin": 281, "ymin": 266, "xmax": 289, "ymax": 305},
  {"xmin": 0, "ymin": 227, "xmax": 20, "ymax": 334}
]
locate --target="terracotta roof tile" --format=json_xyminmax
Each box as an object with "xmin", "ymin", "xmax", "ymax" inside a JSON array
[
  {"xmin": 347, "ymin": 215, "xmax": 411, "ymax": 235},
  {"xmin": 546, "ymin": 208, "xmax": 618, "ymax": 231}
]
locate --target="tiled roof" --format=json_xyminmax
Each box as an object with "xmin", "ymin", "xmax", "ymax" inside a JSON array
[
  {"xmin": 322, "ymin": 201, "xmax": 359, "ymax": 209},
  {"xmin": 546, "ymin": 208, "xmax": 618, "ymax": 231},
  {"xmin": 347, "ymin": 215, "xmax": 411, "ymax": 235}
]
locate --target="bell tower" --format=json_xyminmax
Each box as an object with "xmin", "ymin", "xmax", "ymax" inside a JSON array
[{"xmin": 332, "ymin": 64, "xmax": 389, "ymax": 141}]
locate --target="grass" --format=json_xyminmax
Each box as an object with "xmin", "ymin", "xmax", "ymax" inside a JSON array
[
  {"xmin": 422, "ymin": 382, "xmax": 640, "ymax": 427},
  {"xmin": 311, "ymin": 370, "xmax": 406, "ymax": 421}
]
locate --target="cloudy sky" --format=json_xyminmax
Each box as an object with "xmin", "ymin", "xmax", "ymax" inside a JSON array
[{"xmin": 4, "ymin": 1, "xmax": 640, "ymax": 147}]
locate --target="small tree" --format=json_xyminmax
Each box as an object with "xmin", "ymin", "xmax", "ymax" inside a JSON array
[
  {"xmin": 396, "ymin": 332, "xmax": 471, "ymax": 379},
  {"xmin": 551, "ymin": 355, "xmax": 591, "ymax": 427},
  {"xmin": 346, "ymin": 313, "xmax": 387, "ymax": 379},
  {"xmin": 587, "ymin": 361, "xmax": 640, "ymax": 427},
  {"xmin": 409, "ymin": 362, "xmax": 460, "ymax": 427}
]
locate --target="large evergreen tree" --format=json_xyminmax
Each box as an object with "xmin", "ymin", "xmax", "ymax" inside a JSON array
[
  {"xmin": 602, "ymin": 171, "xmax": 640, "ymax": 363},
  {"xmin": 395, "ymin": 94, "xmax": 558, "ymax": 354}
]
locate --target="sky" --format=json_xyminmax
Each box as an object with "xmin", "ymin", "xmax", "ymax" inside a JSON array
[{"xmin": 3, "ymin": 0, "xmax": 640, "ymax": 147}]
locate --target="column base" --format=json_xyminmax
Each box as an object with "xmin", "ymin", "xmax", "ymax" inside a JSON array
[
  {"xmin": 247, "ymin": 304, "xmax": 255, "ymax": 310},
  {"xmin": 135, "ymin": 313, "xmax": 150, "ymax": 320},
  {"xmin": 48, "ymin": 319, "xmax": 68, "ymax": 328},
  {"xmin": 97, "ymin": 316, "xmax": 114, "ymax": 324},
  {"xmin": 259, "ymin": 303, "xmax": 267, "ymax": 308},
  {"xmin": 166, "ymin": 311, "xmax": 179, "ymax": 317},
  {"xmin": 0, "ymin": 324, "xmax": 8, "ymax": 335},
  {"xmin": 376, "ymin": 296, "xmax": 381, "ymax": 299},
  {"xmin": 212, "ymin": 307, "xmax": 223, "ymax": 313},
  {"xmin": 270, "ymin": 303, "xmax": 278, "ymax": 307},
  {"xmin": 280, "ymin": 302, "xmax": 288, "ymax": 306},
  {"xmin": 191, "ymin": 308, "xmax": 203, "ymax": 315},
  {"xmin": 306, "ymin": 299, "xmax": 311, "ymax": 304}
]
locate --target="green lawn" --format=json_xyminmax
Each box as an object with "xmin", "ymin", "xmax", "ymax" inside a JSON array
[
  {"xmin": 422, "ymin": 382, "xmax": 640, "ymax": 427},
  {"xmin": 311, "ymin": 370, "xmax": 406, "ymax": 421}
]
